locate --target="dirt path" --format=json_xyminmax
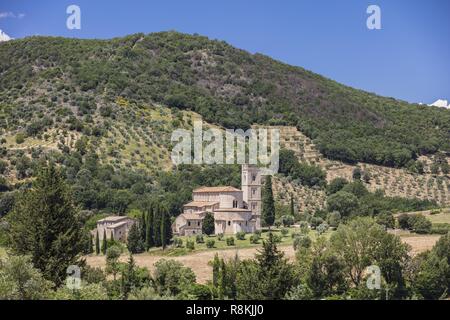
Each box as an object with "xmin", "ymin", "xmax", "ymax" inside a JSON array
[{"xmin": 86, "ymin": 245, "xmax": 296, "ymax": 284}]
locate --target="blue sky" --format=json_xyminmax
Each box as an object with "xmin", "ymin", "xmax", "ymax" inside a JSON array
[{"xmin": 1, "ymin": 0, "xmax": 449, "ymax": 104}]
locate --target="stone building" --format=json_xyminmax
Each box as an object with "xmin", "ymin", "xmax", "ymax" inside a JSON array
[
  {"xmin": 96, "ymin": 216, "xmax": 136, "ymax": 242},
  {"xmin": 173, "ymin": 165, "xmax": 265, "ymax": 235}
]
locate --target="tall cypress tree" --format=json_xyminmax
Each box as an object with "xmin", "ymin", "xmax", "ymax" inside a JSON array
[
  {"xmin": 212, "ymin": 253, "xmax": 220, "ymax": 287},
  {"xmin": 160, "ymin": 206, "xmax": 172, "ymax": 250},
  {"xmin": 140, "ymin": 211, "xmax": 147, "ymax": 244},
  {"xmin": 145, "ymin": 204, "xmax": 154, "ymax": 250},
  {"xmin": 95, "ymin": 230, "xmax": 100, "ymax": 255},
  {"xmin": 7, "ymin": 164, "xmax": 83, "ymax": 286},
  {"xmin": 102, "ymin": 229, "xmax": 108, "ymax": 254},
  {"xmin": 153, "ymin": 204, "xmax": 162, "ymax": 247},
  {"xmin": 290, "ymin": 196, "xmax": 295, "ymax": 217},
  {"xmin": 262, "ymin": 175, "xmax": 275, "ymax": 228},
  {"xmin": 88, "ymin": 233, "xmax": 94, "ymax": 254}
]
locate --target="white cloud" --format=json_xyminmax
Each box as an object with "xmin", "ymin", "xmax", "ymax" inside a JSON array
[
  {"xmin": 0, "ymin": 11, "xmax": 25, "ymax": 19},
  {"xmin": 0, "ymin": 29, "xmax": 12, "ymax": 42},
  {"xmin": 429, "ymin": 99, "xmax": 450, "ymax": 109}
]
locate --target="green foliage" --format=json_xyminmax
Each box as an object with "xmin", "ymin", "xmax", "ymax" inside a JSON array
[
  {"xmin": 279, "ymin": 149, "xmax": 326, "ymax": 187},
  {"xmin": 235, "ymin": 231, "xmax": 246, "ymax": 241},
  {"xmin": 376, "ymin": 212, "xmax": 395, "ymax": 229},
  {"xmin": 195, "ymin": 234, "xmax": 204, "ymax": 244},
  {"xmin": 262, "ymin": 175, "xmax": 275, "ymax": 227},
  {"xmin": 326, "ymin": 191, "xmax": 359, "ymax": 218},
  {"xmin": 0, "ymin": 255, "xmax": 54, "ymax": 299},
  {"xmin": 397, "ymin": 214, "xmax": 432, "ymax": 234},
  {"xmin": 152, "ymin": 259, "xmax": 196, "ymax": 296},
  {"xmin": 127, "ymin": 222, "xmax": 145, "ymax": 254},
  {"xmin": 186, "ymin": 240, "xmax": 195, "ymax": 250},
  {"xmin": 206, "ymin": 239, "xmax": 215, "ymax": 248},
  {"xmin": 7, "ymin": 165, "xmax": 84, "ymax": 286},
  {"xmin": 202, "ymin": 212, "xmax": 215, "ymax": 236},
  {"xmin": 226, "ymin": 237, "xmax": 235, "ymax": 246},
  {"xmin": 281, "ymin": 215, "xmax": 295, "ymax": 227},
  {"xmin": 249, "ymin": 234, "xmax": 260, "ymax": 244}
]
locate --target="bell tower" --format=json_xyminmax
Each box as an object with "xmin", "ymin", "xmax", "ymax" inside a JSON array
[{"xmin": 242, "ymin": 164, "xmax": 264, "ymax": 230}]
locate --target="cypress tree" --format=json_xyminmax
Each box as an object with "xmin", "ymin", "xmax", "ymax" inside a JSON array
[
  {"xmin": 127, "ymin": 222, "xmax": 142, "ymax": 254},
  {"xmin": 102, "ymin": 229, "xmax": 107, "ymax": 254},
  {"xmin": 7, "ymin": 164, "xmax": 83, "ymax": 286},
  {"xmin": 88, "ymin": 233, "xmax": 94, "ymax": 254},
  {"xmin": 95, "ymin": 230, "xmax": 100, "ymax": 255},
  {"xmin": 145, "ymin": 204, "xmax": 154, "ymax": 250},
  {"xmin": 290, "ymin": 196, "xmax": 295, "ymax": 216},
  {"xmin": 140, "ymin": 211, "xmax": 146, "ymax": 243},
  {"xmin": 160, "ymin": 206, "xmax": 172, "ymax": 250},
  {"xmin": 153, "ymin": 204, "xmax": 162, "ymax": 247},
  {"xmin": 212, "ymin": 253, "xmax": 220, "ymax": 287},
  {"xmin": 262, "ymin": 175, "xmax": 275, "ymax": 228}
]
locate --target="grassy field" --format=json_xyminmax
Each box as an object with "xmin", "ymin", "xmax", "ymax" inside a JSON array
[
  {"xmin": 147, "ymin": 227, "xmax": 332, "ymax": 257},
  {"xmin": 427, "ymin": 210, "xmax": 450, "ymax": 224}
]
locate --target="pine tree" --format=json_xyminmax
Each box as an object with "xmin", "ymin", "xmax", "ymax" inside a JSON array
[
  {"xmin": 160, "ymin": 206, "xmax": 172, "ymax": 250},
  {"xmin": 145, "ymin": 204, "xmax": 154, "ymax": 250},
  {"xmin": 262, "ymin": 175, "xmax": 275, "ymax": 228},
  {"xmin": 102, "ymin": 229, "xmax": 107, "ymax": 254},
  {"xmin": 7, "ymin": 164, "xmax": 83, "ymax": 286},
  {"xmin": 121, "ymin": 254, "xmax": 139, "ymax": 300},
  {"xmin": 95, "ymin": 230, "xmax": 100, "ymax": 255}
]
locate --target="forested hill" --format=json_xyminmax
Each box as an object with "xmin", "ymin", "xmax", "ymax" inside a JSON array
[{"xmin": 1, "ymin": 31, "xmax": 450, "ymax": 167}]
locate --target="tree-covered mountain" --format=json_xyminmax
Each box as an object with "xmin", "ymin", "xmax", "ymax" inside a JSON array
[{"xmin": 1, "ymin": 31, "xmax": 449, "ymax": 168}]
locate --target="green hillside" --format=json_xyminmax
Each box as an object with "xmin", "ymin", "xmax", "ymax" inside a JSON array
[{"xmin": 1, "ymin": 31, "xmax": 450, "ymax": 169}]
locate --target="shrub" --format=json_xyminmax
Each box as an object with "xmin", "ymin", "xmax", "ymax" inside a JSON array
[
  {"xmin": 226, "ymin": 237, "xmax": 235, "ymax": 246},
  {"xmin": 15, "ymin": 133, "xmax": 25, "ymax": 144},
  {"xmin": 236, "ymin": 231, "xmax": 246, "ymax": 240},
  {"xmin": 431, "ymin": 223, "xmax": 450, "ymax": 235},
  {"xmin": 249, "ymin": 234, "xmax": 260, "ymax": 244},
  {"xmin": 173, "ymin": 237, "xmax": 183, "ymax": 248},
  {"xmin": 293, "ymin": 235, "xmax": 312, "ymax": 250},
  {"xmin": 217, "ymin": 233, "xmax": 224, "ymax": 241},
  {"xmin": 206, "ymin": 239, "xmax": 215, "ymax": 248},
  {"xmin": 195, "ymin": 234, "xmax": 204, "ymax": 244},
  {"xmin": 398, "ymin": 214, "xmax": 410, "ymax": 229},
  {"xmin": 272, "ymin": 233, "xmax": 282, "ymax": 243},
  {"xmin": 254, "ymin": 230, "xmax": 262, "ymax": 236},
  {"xmin": 186, "ymin": 240, "xmax": 195, "ymax": 250},
  {"xmin": 281, "ymin": 215, "xmax": 295, "ymax": 227},
  {"xmin": 317, "ymin": 223, "xmax": 329, "ymax": 235},
  {"xmin": 327, "ymin": 211, "xmax": 341, "ymax": 229},
  {"xmin": 376, "ymin": 212, "xmax": 395, "ymax": 229},
  {"xmin": 281, "ymin": 228, "xmax": 289, "ymax": 237}
]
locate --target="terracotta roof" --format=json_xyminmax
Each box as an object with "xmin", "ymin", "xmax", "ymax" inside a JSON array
[
  {"xmin": 97, "ymin": 216, "xmax": 130, "ymax": 223},
  {"xmin": 107, "ymin": 221, "xmax": 129, "ymax": 229},
  {"xmin": 180, "ymin": 212, "xmax": 205, "ymax": 220},
  {"xmin": 183, "ymin": 201, "xmax": 219, "ymax": 208},
  {"xmin": 214, "ymin": 211, "xmax": 253, "ymax": 221},
  {"xmin": 214, "ymin": 208, "xmax": 252, "ymax": 212},
  {"xmin": 193, "ymin": 186, "xmax": 242, "ymax": 193}
]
